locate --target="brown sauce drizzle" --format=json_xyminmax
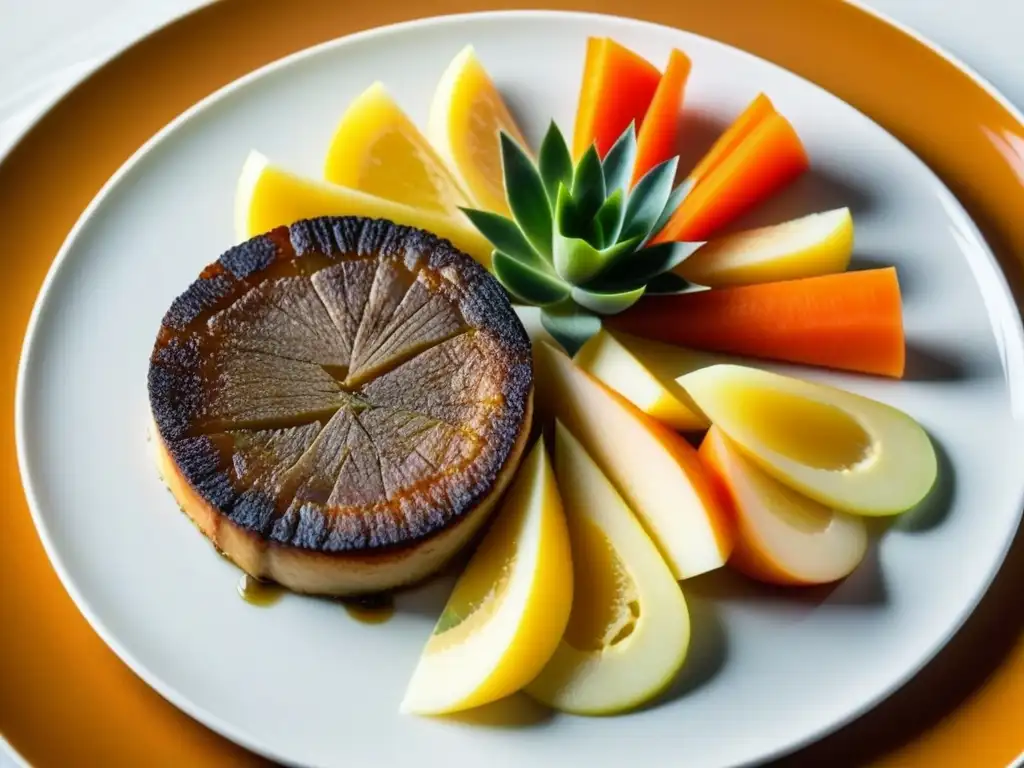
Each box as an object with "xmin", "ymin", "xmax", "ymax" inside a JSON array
[
  {"xmin": 236, "ymin": 573, "xmax": 284, "ymax": 606},
  {"xmin": 235, "ymin": 572, "xmax": 395, "ymax": 624},
  {"xmin": 340, "ymin": 593, "xmax": 395, "ymax": 624}
]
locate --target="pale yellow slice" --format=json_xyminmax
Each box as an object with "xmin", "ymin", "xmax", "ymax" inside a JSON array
[
  {"xmin": 428, "ymin": 45, "xmax": 530, "ymax": 217},
  {"xmin": 679, "ymin": 364, "xmax": 937, "ymax": 515},
  {"xmin": 234, "ymin": 150, "xmax": 493, "ymax": 268},
  {"xmin": 678, "ymin": 208, "xmax": 854, "ymax": 287},
  {"xmin": 526, "ymin": 423, "xmax": 690, "ymax": 715},
  {"xmin": 324, "ymin": 82, "xmax": 469, "ymax": 216},
  {"xmin": 534, "ymin": 341, "xmax": 733, "ymax": 580},
  {"xmin": 400, "ymin": 440, "xmax": 573, "ymax": 716},
  {"xmin": 575, "ymin": 329, "xmax": 714, "ymax": 431}
]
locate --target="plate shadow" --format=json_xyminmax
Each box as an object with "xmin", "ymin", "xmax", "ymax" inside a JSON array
[
  {"xmin": 440, "ymin": 692, "xmax": 555, "ymax": 729},
  {"xmin": 635, "ymin": 592, "xmax": 729, "ymax": 711},
  {"xmin": 772, "ymin": 520, "xmax": 1024, "ymax": 766},
  {"xmin": 732, "ymin": 166, "xmax": 876, "ymax": 231},
  {"xmin": 675, "ymin": 109, "xmax": 728, "ymax": 179},
  {"xmin": 902, "ymin": 343, "xmax": 969, "ymax": 382},
  {"xmin": 684, "ymin": 547, "xmax": 889, "ymax": 610}
]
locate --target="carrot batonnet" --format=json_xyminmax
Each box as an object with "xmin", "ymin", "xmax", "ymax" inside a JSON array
[
  {"xmin": 572, "ymin": 37, "xmax": 662, "ymax": 159},
  {"xmin": 609, "ymin": 267, "xmax": 906, "ymax": 378},
  {"xmin": 632, "ymin": 48, "xmax": 692, "ymax": 185},
  {"xmin": 687, "ymin": 93, "xmax": 776, "ymax": 184},
  {"xmin": 654, "ymin": 111, "xmax": 809, "ymax": 243}
]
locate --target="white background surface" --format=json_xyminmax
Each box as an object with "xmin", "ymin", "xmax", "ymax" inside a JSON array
[{"xmin": 1, "ymin": 1, "xmax": 1022, "ymax": 766}]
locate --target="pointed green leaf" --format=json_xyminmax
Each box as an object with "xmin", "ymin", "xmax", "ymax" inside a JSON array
[
  {"xmin": 601, "ymin": 122, "xmax": 638, "ymax": 198},
  {"xmin": 555, "ymin": 186, "xmax": 598, "ymax": 249},
  {"xmin": 644, "ymin": 272, "xmax": 694, "ymax": 295},
  {"xmin": 589, "ymin": 240, "xmax": 705, "ymax": 291},
  {"xmin": 540, "ymin": 300, "xmax": 602, "ymax": 356},
  {"xmin": 571, "ymin": 145, "xmax": 606, "ymax": 222},
  {"xmin": 492, "ymin": 251, "xmax": 568, "ymax": 306},
  {"xmin": 500, "ymin": 132, "xmax": 552, "ymax": 259},
  {"xmin": 554, "ymin": 229, "xmax": 641, "ymax": 285},
  {"xmin": 555, "ymin": 182, "xmax": 586, "ymax": 238},
  {"xmin": 461, "ymin": 208, "xmax": 548, "ymax": 270},
  {"xmin": 571, "ymin": 285, "xmax": 646, "ymax": 315},
  {"xmin": 553, "ymin": 235, "xmax": 604, "ymax": 284},
  {"xmin": 538, "ymin": 122, "xmax": 574, "ymax": 209},
  {"xmin": 650, "ymin": 177, "xmax": 696, "ymax": 243},
  {"xmin": 603, "ymin": 234, "xmax": 645, "ymax": 261},
  {"xmin": 594, "ymin": 188, "xmax": 625, "ymax": 248},
  {"xmin": 621, "ymin": 157, "xmax": 679, "ymax": 242}
]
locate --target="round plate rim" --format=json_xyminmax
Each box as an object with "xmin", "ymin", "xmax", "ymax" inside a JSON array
[
  {"xmin": 845, "ymin": 0, "xmax": 1024, "ymax": 129},
  {"xmin": 12, "ymin": 8, "xmax": 1024, "ymax": 768}
]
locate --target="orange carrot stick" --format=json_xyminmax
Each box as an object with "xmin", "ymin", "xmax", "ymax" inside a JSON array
[
  {"xmin": 632, "ymin": 49, "xmax": 692, "ymax": 185},
  {"xmin": 609, "ymin": 267, "xmax": 906, "ymax": 378},
  {"xmin": 573, "ymin": 38, "xmax": 662, "ymax": 159},
  {"xmin": 653, "ymin": 111, "xmax": 809, "ymax": 243},
  {"xmin": 688, "ymin": 93, "xmax": 776, "ymax": 184}
]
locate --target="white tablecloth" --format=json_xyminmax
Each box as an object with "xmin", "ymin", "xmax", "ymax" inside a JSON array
[{"xmin": 1, "ymin": 0, "xmax": 1021, "ymax": 764}]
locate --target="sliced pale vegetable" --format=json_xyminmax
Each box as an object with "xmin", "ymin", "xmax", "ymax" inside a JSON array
[
  {"xmin": 428, "ymin": 45, "xmax": 530, "ymax": 217},
  {"xmin": 574, "ymin": 329, "xmax": 711, "ymax": 431},
  {"xmin": 400, "ymin": 440, "xmax": 573, "ymax": 715},
  {"xmin": 678, "ymin": 208, "xmax": 854, "ymax": 287},
  {"xmin": 573, "ymin": 37, "xmax": 662, "ymax": 159},
  {"xmin": 526, "ymin": 423, "xmax": 690, "ymax": 715},
  {"xmin": 700, "ymin": 426, "xmax": 868, "ymax": 585},
  {"xmin": 534, "ymin": 341, "xmax": 733, "ymax": 579},
  {"xmin": 654, "ymin": 109, "xmax": 808, "ymax": 243},
  {"xmin": 610, "ymin": 267, "xmax": 906, "ymax": 378},
  {"xmin": 633, "ymin": 49, "xmax": 691, "ymax": 185},
  {"xmin": 234, "ymin": 151, "xmax": 493, "ymax": 268},
  {"xmin": 680, "ymin": 365, "xmax": 937, "ymax": 515},
  {"xmin": 323, "ymin": 82, "xmax": 468, "ymax": 215}
]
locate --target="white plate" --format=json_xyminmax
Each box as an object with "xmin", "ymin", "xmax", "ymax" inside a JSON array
[{"xmin": 15, "ymin": 11, "xmax": 1024, "ymax": 768}]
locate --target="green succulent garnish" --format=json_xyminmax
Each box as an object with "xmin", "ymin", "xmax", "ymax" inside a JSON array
[{"xmin": 463, "ymin": 121, "xmax": 702, "ymax": 354}]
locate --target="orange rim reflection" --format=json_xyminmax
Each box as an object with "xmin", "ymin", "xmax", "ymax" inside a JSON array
[{"xmin": 0, "ymin": 2, "xmax": 1020, "ymax": 766}]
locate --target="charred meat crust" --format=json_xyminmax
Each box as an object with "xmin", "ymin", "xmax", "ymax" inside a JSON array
[{"xmin": 148, "ymin": 216, "xmax": 532, "ymax": 556}]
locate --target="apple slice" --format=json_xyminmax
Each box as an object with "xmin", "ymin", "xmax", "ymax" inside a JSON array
[
  {"xmin": 400, "ymin": 440, "xmax": 572, "ymax": 715},
  {"xmin": 700, "ymin": 426, "xmax": 868, "ymax": 585},
  {"xmin": 679, "ymin": 364, "xmax": 937, "ymax": 515},
  {"xmin": 677, "ymin": 208, "xmax": 854, "ymax": 288},
  {"xmin": 526, "ymin": 422, "xmax": 690, "ymax": 714},
  {"xmin": 534, "ymin": 341, "xmax": 733, "ymax": 579},
  {"xmin": 575, "ymin": 329, "xmax": 713, "ymax": 431}
]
